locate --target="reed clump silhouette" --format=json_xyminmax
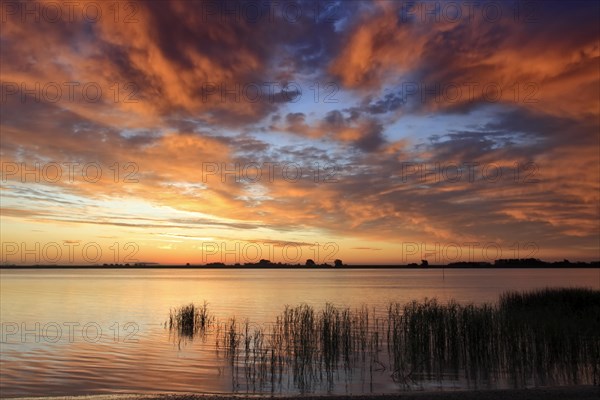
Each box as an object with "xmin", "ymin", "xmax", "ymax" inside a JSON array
[
  {"xmin": 168, "ymin": 301, "xmax": 213, "ymax": 338},
  {"xmin": 167, "ymin": 288, "xmax": 600, "ymax": 393}
]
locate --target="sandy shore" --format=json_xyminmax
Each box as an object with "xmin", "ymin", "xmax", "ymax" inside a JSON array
[{"xmin": 7, "ymin": 386, "xmax": 599, "ymax": 400}]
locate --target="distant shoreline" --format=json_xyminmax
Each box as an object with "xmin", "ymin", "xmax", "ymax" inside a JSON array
[{"xmin": 1, "ymin": 264, "xmax": 599, "ymax": 269}]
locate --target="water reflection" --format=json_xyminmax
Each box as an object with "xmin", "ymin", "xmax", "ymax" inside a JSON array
[{"xmin": 1, "ymin": 268, "xmax": 599, "ymax": 396}]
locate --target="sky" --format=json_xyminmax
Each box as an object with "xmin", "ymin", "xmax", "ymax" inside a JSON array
[{"xmin": 0, "ymin": 0, "xmax": 599, "ymax": 265}]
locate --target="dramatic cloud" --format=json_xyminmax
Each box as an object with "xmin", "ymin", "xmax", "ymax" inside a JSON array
[{"xmin": 1, "ymin": 0, "xmax": 598, "ymax": 264}]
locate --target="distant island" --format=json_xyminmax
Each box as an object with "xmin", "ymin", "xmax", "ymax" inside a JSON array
[{"xmin": 2, "ymin": 258, "xmax": 599, "ymax": 269}]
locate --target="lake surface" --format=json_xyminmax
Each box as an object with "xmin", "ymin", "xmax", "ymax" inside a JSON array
[{"xmin": 1, "ymin": 268, "xmax": 598, "ymax": 397}]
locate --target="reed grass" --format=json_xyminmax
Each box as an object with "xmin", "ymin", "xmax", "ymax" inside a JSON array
[
  {"xmin": 167, "ymin": 288, "xmax": 600, "ymax": 393},
  {"xmin": 168, "ymin": 300, "xmax": 213, "ymax": 338}
]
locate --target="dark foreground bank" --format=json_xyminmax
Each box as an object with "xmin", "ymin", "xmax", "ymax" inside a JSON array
[{"xmin": 9, "ymin": 386, "xmax": 600, "ymax": 400}]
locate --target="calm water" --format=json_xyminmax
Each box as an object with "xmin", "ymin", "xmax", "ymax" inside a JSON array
[{"xmin": 1, "ymin": 268, "xmax": 598, "ymax": 397}]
